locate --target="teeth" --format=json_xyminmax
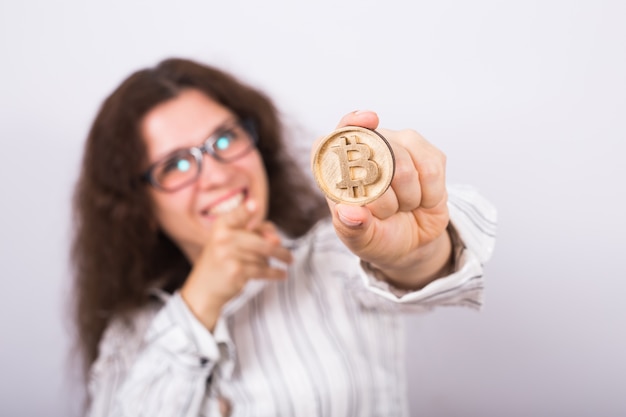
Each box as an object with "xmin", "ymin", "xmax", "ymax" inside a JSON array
[{"xmin": 210, "ymin": 193, "xmax": 244, "ymax": 215}]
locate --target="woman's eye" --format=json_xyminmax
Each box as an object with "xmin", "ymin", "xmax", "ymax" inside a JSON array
[
  {"xmin": 163, "ymin": 157, "xmax": 191, "ymax": 173},
  {"xmin": 176, "ymin": 159, "xmax": 192, "ymax": 172},
  {"xmin": 215, "ymin": 132, "xmax": 235, "ymax": 151}
]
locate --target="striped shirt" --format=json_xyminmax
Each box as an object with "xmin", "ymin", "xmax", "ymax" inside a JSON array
[{"xmin": 87, "ymin": 185, "xmax": 497, "ymax": 417}]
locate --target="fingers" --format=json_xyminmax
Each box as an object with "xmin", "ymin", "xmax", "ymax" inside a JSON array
[
  {"xmin": 333, "ymin": 112, "xmax": 446, "ymax": 212},
  {"xmin": 378, "ymin": 128, "xmax": 447, "ymax": 211},
  {"xmin": 256, "ymin": 221, "xmax": 282, "ymax": 246},
  {"xmin": 236, "ymin": 256, "xmax": 289, "ymax": 281},
  {"xmin": 314, "ymin": 112, "xmax": 446, "ymax": 217},
  {"xmin": 404, "ymin": 134, "xmax": 446, "ymax": 210},
  {"xmin": 331, "ymin": 127, "xmax": 445, "ymax": 219},
  {"xmin": 362, "ymin": 188, "xmax": 399, "ymax": 220},
  {"xmin": 201, "ymin": 205, "xmax": 292, "ymax": 286},
  {"xmin": 386, "ymin": 137, "xmax": 422, "ymax": 211},
  {"xmin": 234, "ymin": 226, "xmax": 293, "ymax": 266}
]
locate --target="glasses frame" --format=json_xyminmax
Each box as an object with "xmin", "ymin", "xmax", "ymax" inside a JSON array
[{"xmin": 142, "ymin": 118, "xmax": 258, "ymax": 192}]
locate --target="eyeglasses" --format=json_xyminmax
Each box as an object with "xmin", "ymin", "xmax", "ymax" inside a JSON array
[{"xmin": 143, "ymin": 119, "xmax": 258, "ymax": 192}]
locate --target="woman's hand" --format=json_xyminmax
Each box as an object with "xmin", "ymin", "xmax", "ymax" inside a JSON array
[
  {"xmin": 316, "ymin": 111, "xmax": 452, "ymax": 290},
  {"xmin": 180, "ymin": 200, "xmax": 292, "ymax": 331}
]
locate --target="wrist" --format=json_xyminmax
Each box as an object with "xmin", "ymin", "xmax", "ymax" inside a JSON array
[
  {"xmin": 180, "ymin": 284, "xmax": 223, "ymax": 332},
  {"xmin": 371, "ymin": 225, "xmax": 454, "ymax": 290}
]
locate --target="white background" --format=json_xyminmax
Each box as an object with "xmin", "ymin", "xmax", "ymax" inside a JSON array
[{"xmin": 1, "ymin": 0, "xmax": 625, "ymax": 416}]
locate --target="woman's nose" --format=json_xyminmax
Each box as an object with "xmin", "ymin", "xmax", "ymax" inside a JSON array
[{"xmin": 196, "ymin": 152, "xmax": 232, "ymax": 188}]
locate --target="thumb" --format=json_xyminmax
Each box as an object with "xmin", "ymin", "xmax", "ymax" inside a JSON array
[
  {"xmin": 336, "ymin": 110, "xmax": 380, "ymax": 130},
  {"xmin": 331, "ymin": 203, "xmax": 375, "ymax": 249}
]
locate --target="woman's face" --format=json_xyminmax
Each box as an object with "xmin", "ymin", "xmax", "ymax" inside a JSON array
[{"xmin": 141, "ymin": 89, "xmax": 269, "ymax": 262}]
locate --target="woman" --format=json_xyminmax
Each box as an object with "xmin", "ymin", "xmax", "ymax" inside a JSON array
[{"xmin": 72, "ymin": 58, "xmax": 496, "ymax": 416}]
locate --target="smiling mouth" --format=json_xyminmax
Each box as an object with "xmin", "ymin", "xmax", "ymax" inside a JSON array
[{"xmin": 204, "ymin": 191, "xmax": 246, "ymax": 216}]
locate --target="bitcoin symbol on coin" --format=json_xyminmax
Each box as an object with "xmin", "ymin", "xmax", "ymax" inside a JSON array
[
  {"xmin": 312, "ymin": 126, "xmax": 394, "ymax": 205},
  {"xmin": 331, "ymin": 135, "xmax": 379, "ymax": 198}
]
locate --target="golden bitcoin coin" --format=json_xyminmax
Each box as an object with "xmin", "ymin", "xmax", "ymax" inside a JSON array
[{"xmin": 312, "ymin": 126, "xmax": 395, "ymax": 205}]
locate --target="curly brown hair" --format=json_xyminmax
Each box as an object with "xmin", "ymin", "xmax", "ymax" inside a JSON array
[{"xmin": 71, "ymin": 58, "xmax": 328, "ymax": 377}]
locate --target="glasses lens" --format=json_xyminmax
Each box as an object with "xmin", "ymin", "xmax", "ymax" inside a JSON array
[
  {"xmin": 211, "ymin": 123, "xmax": 256, "ymax": 162},
  {"xmin": 152, "ymin": 150, "xmax": 198, "ymax": 191}
]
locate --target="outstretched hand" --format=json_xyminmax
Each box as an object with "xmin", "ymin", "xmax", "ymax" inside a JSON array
[{"xmin": 315, "ymin": 110, "xmax": 452, "ymax": 289}]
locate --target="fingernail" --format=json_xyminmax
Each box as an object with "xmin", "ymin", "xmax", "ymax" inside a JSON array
[
  {"xmin": 354, "ymin": 110, "xmax": 372, "ymax": 115},
  {"xmin": 246, "ymin": 199, "xmax": 257, "ymax": 212},
  {"xmin": 338, "ymin": 212, "xmax": 362, "ymax": 227}
]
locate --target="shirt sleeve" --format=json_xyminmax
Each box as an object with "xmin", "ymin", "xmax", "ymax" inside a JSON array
[
  {"xmin": 354, "ymin": 184, "xmax": 497, "ymax": 312},
  {"xmin": 87, "ymin": 292, "xmax": 231, "ymax": 417}
]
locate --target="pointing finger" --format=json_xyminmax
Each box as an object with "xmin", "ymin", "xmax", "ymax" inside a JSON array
[{"xmin": 221, "ymin": 198, "xmax": 258, "ymax": 230}]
